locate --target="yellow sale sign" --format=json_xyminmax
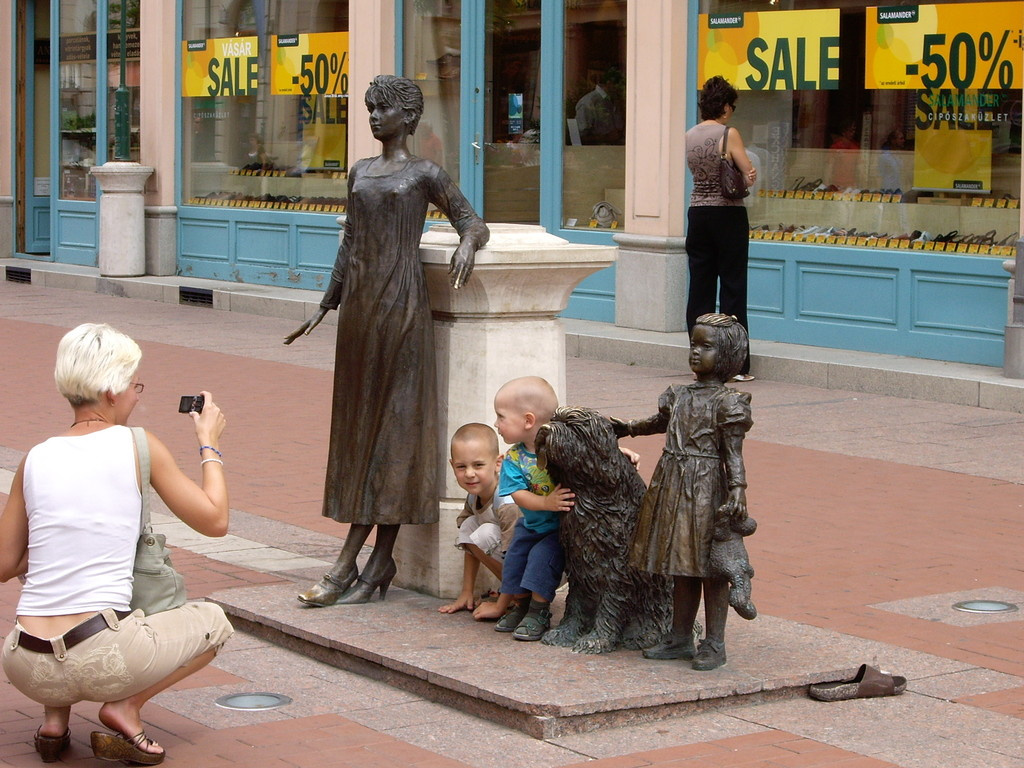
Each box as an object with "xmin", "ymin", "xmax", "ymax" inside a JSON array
[
  {"xmin": 867, "ymin": 3, "xmax": 1023, "ymax": 89},
  {"xmin": 182, "ymin": 37, "xmax": 259, "ymax": 97},
  {"xmin": 698, "ymin": 9, "xmax": 841, "ymax": 91},
  {"xmin": 272, "ymin": 32, "xmax": 349, "ymax": 96}
]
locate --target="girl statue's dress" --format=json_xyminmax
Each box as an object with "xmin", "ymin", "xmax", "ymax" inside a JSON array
[
  {"xmin": 628, "ymin": 382, "xmax": 753, "ymax": 576},
  {"xmin": 318, "ymin": 156, "xmax": 488, "ymax": 525}
]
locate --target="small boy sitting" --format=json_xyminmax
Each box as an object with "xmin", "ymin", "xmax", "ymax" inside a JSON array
[
  {"xmin": 490, "ymin": 376, "xmax": 575, "ymax": 641},
  {"xmin": 438, "ymin": 423, "xmax": 521, "ymax": 616}
]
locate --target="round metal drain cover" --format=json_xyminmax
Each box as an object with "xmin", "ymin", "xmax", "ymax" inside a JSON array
[
  {"xmin": 952, "ymin": 600, "xmax": 1018, "ymax": 614},
  {"xmin": 214, "ymin": 692, "xmax": 292, "ymax": 711}
]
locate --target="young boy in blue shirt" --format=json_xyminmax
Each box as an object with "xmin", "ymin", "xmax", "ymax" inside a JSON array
[{"xmin": 491, "ymin": 376, "xmax": 575, "ymax": 641}]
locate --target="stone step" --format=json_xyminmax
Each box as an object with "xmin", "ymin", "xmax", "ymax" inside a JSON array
[{"xmin": 209, "ymin": 582, "xmax": 922, "ymax": 739}]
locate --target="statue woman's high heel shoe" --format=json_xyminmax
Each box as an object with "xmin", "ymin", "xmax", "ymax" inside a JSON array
[
  {"xmin": 335, "ymin": 559, "xmax": 397, "ymax": 605},
  {"xmin": 297, "ymin": 564, "xmax": 359, "ymax": 607}
]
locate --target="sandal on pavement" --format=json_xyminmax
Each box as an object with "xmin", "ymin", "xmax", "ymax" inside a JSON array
[
  {"xmin": 808, "ymin": 664, "xmax": 907, "ymax": 701},
  {"xmin": 495, "ymin": 601, "xmax": 529, "ymax": 633},
  {"xmin": 91, "ymin": 730, "xmax": 166, "ymax": 765},
  {"xmin": 34, "ymin": 728, "xmax": 70, "ymax": 763},
  {"xmin": 512, "ymin": 608, "xmax": 552, "ymax": 641},
  {"xmin": 732, "ymin": 374, "xmax": 755, "ymax": 382}
]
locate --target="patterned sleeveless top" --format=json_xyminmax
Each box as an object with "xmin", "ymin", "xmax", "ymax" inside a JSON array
[{"xmin": 686, "ymin": 121, "xmax": 744, "ymax": 208}]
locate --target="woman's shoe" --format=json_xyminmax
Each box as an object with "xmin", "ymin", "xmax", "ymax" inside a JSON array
[
  {"xmin": 732, "ymin": 374, "xmax": 755, "ymax": 382},
  {"xmin": 34, "ymin": 728, "xmax": 70, "ymax": 763},
  {"xmin": 297, "ymin": 565, "xmax": 359, "ymax": 607},
  {"xmin": 90, "ymin": 730, "xmax": 165, "ymax": 765},
  {"xmin": 335, "ymin": 559, "xmax": 397, "ymax": 605}
]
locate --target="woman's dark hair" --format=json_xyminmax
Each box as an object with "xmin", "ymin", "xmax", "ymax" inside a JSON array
[
  {"xmin": 694, "ymin": 313, "xmax": 748, "ymax": 380},
  {"xmin": 698, "ymin": 76, "xmax": 738, "ymax": 121},
  {"xmin": 364, "ymin": 75, "xmax": 424, "ymax": 135}
]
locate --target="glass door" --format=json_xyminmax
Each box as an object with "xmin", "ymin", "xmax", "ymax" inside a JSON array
[
  {"xmin": 403, "ymin": 0, "xmax": 543, "ymax": 224},
  {"xmin": 481, "ymin": 1, "xmax": 542, "ymax": 224},
  {"xmin": 16, "ymin": 0, "xmax": 51, "ymax": 255}
]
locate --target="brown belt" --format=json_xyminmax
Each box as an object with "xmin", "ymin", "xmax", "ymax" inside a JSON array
[{"xmin": 17, "ymin": 610, "xmax": 132, "ymax": 654}]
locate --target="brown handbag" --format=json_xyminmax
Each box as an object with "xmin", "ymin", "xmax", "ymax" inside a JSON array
[{"xmin": 720, "ymin": 126, "xmax": 749, "ymax": 200}]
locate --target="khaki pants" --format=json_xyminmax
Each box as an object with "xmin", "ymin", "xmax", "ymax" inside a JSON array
[{"xmin": 2, "ymin": 603, "xmax": 233, "ymax": 707}]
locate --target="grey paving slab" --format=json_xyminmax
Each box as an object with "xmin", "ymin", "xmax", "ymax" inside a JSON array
[{"xmin": 733, "ymin": 693, "xmax": 1024, "ymax": 768}]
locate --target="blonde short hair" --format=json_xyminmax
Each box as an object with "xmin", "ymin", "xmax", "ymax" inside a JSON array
[{"xmin": 54, "ymin": 323, "xmax": 142, "ymax": 406}]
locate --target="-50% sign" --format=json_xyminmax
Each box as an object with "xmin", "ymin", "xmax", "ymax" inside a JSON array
[
  {"xmin": 866, "ymin": 2, "xmax": 1022, "ymax": 90},
  {"xmin": 272, "ymin": 32, "xmax": 350, "ymax": 96},
  {"xmin": 919, "ymin": 30, "xmax": 1017, "ymax": 89}
]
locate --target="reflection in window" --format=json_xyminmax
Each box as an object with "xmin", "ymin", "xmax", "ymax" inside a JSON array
[
  {"xmin": 181, "ymin": 1, "xmax": 350, "ymax": 213},
  {"xmin": 562, "ymin": 0, "xmax": 627, "ymax": 230},
  {"xmin": 704, "ymin": 0, "xmax": 1022, "ymax": 256},
  {"xmin": 403, "ymin": 0, "xmax": 461, "ymax": 187},
  {"xmin": 59, "ymin": 0, "xmax": 99, "ymax": 200}
]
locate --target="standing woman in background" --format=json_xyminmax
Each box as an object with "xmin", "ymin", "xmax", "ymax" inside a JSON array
[{"xmin": 684, "ymin": 76, "xmax": 757, "ymax": 381}]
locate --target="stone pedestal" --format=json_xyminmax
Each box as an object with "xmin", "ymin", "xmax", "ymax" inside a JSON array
[
  {"xmin": 1004, "ymin": 242, "xmax": 1024, "ymax": 378},
  {"xmin": 90, "ymin": 162, "xmax": 154, "ymax": 277},
  {"xmin": 393, "ymin": 224, "xmax": 617, "ymax": 597},
  {"xmin": 613, "ymin": 233, "xmax": 687, "ymax": 333}
]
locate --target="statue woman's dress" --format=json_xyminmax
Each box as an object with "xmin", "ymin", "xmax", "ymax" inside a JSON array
[
  {"xmin": 318, "ymin": 156, "xmax": 488, "ymax": 525},
  {"xmin": 627, "ymin": 383, "xmax": 752, "ymax": 576}
]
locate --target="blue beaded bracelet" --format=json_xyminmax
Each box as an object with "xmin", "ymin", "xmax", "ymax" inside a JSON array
[{"xmin": 199, "ymin": 445, "xmax": 222, "ymax": 458}]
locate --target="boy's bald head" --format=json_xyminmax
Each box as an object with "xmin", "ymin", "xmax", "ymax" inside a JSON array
[{"xmin": 495, "ymin": 376, "xmax": 558, "ymax": 423}]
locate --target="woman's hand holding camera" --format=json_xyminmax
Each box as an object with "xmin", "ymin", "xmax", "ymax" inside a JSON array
[{"xmin": 190, "ymin": 390, "xmax": 226, "ymax": 449}]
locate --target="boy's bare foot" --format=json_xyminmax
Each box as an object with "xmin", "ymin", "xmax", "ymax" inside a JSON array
[
  {"xmin": 439, "ymin": 592, "xmax": 475, "ymax": 613},
  {"xmin": 473, "ymin": 601, "xmax": 506, "ymax": 621}
]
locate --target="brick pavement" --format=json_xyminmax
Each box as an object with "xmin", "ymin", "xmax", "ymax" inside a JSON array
[{"xmin": 0, "ymin": 279, "xmax": 1022, "ymax": 767}]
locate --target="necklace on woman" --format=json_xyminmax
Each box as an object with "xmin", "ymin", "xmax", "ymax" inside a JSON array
[{"xmin": 71, "ymin": 417, "xmax": 109, "ymax": 428}]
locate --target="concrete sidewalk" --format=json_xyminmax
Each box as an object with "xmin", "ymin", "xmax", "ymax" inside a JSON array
[{"xmin": 0, "ymin": 278, "xmax": 1022, "ymax": 767}]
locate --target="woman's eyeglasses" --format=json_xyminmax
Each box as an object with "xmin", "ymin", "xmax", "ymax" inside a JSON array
[{"xmin": 133, "ymin": 382, "xmax": 145, "ymax": 393}]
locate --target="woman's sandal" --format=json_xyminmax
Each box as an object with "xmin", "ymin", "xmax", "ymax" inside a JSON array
[
  {"xmin": 34, "ymin": 728, "xmax": 70, "ymax": 763},
  {"xmin": 91, "ymin": 730, "xmax": 165, "ymax": 765},
  {"xmin": 807, "ymin": 663, "xmax": 907, "ymax": 702}
]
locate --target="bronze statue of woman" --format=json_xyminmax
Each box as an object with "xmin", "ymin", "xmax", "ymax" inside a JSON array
[{"xmin": 285, "ymin": 75, "xmax": 489, "ymax": 605}]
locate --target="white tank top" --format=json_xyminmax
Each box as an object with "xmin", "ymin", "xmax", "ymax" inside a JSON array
[{"xmin": 17, "ymin": 426, "xmax": 141, "ymax": 615}]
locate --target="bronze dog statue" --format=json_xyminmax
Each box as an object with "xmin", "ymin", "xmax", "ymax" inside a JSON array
[{"xmin": 534, "ymin": 406, "xmax": 672, "ymax": 654}]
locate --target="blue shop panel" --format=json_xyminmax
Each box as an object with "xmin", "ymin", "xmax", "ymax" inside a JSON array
[
  {"xmin": 563, "ymin": 264, "xmax": 616, "ymax": 323},
  {"xmin": 179, "ymin": 219, "xmax": 232, "ymax": 280},
  {"xmin": 236, "ymin": 223, "xmax": 289, "ymax": 266},
  {"xmin": 56, "ymin": 209, "xmax": 97, "ymax": 266},
  {"xmin": 748, "ymin": 258, "xmax": 784, "ymax": 315},
  {"xmin": 30, "ymin": 205, "xmax": 51, "ymax": 253},
  {"xmin": 911, "ymin": 271, "xmax": 1007, "ymax": 336},
  {"xmin": 797, "ymin": 263, "xmax": 898, "ymax": 326},
  {"xmin": 296, "ymin": 226, "xmax": 339, "ymax": 270}
]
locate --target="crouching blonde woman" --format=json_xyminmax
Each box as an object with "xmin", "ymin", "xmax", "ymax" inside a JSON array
[{"xmin": 0, "ymin": 323, "xmax": 234, "ymax": 765}]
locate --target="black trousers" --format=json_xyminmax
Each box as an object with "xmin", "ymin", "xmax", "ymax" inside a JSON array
[{"xmin": 685, "ymin": 205, "xmax": 751, "ymax": 375}]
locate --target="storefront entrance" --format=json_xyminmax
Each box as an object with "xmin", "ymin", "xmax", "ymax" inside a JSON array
[{"xmin": 15, "ymin": 0, "xmax": 51, "ymax": 255}]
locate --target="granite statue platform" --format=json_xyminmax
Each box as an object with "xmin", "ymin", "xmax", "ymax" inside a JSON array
[{"xmin": 209, "ymin": 582, "xmax": 912, "ymax": 739}]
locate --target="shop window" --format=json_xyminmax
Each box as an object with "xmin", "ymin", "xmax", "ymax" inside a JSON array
[
  {"xmin": 562, "ymin": 0, "xmax": 626, "ymax": 231},
  {"xmin": 181, "ymin": 0, "xmax": 350, "ymax": 213},
  {"xmin": 59, "ymin": 0, "xmax": 99, "ymax": 201},
  {"xmin": 402, "ymin": 0, "xmax": 462, "ymax": 188},
  {"xmin": 701, "ymin": 0, "xmax": 1022, "ymax": 258}
]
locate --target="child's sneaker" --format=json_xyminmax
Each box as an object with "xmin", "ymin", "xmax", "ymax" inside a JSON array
[
  {"xmin": 495, "ymin": 601, "xmax": 528, "ymax": 633},
  {"xmin": 512, "ymin": 607, "xmax": 551, "ymax": 641}
]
